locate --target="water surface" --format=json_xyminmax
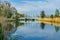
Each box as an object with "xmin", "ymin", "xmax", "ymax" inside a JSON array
[{"xmin": 9, "ymin": 21, "xmax": 60, "ymax": 40}]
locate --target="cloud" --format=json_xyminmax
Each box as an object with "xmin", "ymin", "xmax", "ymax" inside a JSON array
[
  {"xmin": 10, "ymin": 0, "xmax": 60, "ymax": 17},
  {"xmin": 0, "ymin": 0, "xmax": 10, "ymax": 1}
]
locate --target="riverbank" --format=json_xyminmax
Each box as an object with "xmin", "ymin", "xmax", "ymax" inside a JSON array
[
  {"xmin": 38, "ymin": 17, "xmax": 60, "ymax": 22},
  {"xmin": 38, "ymin": 17, "xmax": 60, "ymax": 26}
]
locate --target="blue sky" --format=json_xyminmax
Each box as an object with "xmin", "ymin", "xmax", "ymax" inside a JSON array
[{"xmin": 5, "ymin": 0, "xmax": 60, "ymax": 17}]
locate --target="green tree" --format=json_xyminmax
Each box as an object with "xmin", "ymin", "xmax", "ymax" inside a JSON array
[
  {"xmin": 50, "ymin": 14, "xmax": 53, "ymax": 18},
  {"xmin": 4, "ymin": 1, "xmax": 12, "ymax": 18},
  {"xmin": 0, "ymin": 4, "xmax": 3, "ymax": 16},
  {"xmin": 11, "ymin": 7, "xmax": 17, "ymax": 19},
  {"xmin": 55, "ymin": 9, "xmax": 60, "ymax": 17},
  {"xmin": 16, "ymin": 13, "xmax": 24, "ymax": 18},
  {"xmin": 0, "ymin": 1, "xmax": 18, "ymax": 18},
  {"xmin": 40, "ymin": 10, "xmax": 45, "ymax": 18}
]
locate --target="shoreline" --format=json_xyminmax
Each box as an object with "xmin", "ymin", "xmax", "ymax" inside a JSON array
[
  {"xmin": 38, "ymin": 17, "xmax": 60, "ymax": 22},
  {"xmin": 38, "ymin": 17, "xmax": 60, "ymax": 26}
]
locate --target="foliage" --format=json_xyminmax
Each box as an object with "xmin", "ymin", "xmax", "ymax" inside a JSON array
[
  {"xmin": 16, "ymin": 13, "xmax": 24, "ymax": 18},
  {"xmin": 0, "ymin": 1, "xmax": 18, "ymax": 18},
  {"xmin": 50, "ymin": 14, "xmax": 53, "ymax": 18},
  {"xmin": 0, "ymin": 1, "xmax": 12, "ymax": 18},
  {"xmin": 55, "ymin": 9, "xmax": 60, "ymax": 17},
  {"xmin": 0, "ymin": 1, "xmax": 24, "ymax": 19},
  {"xmin": 0, "ymin": 4, "xmax": 3, "ymax": 16},
  {"xmin": 40, "ymin": 10, "xmax": 45, "ymax": 18}
]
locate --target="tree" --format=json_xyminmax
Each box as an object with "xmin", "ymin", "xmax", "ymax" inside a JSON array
[
  {"xmin": 40, "ymin": 10, "xmax": 45, "ymax": 18},
  {"xmin": 4, "ymin": 1, "xmax": 12, "ymax": 18},
  {"xmin": 16, "ymin": 13, "xmax": 24, "ymax": 18},
  {"xmin": 55, "ymin": 9, "xmax": 60, "ymax": 17},
  {"xmin": 11, "ymin": 7, "xmax": 17, "ymax": 18},
  {"xmin": 50, "ymin": 14, "xmax": 53, "ymax": 18},
  {"xmin": 0, "ymin": 4, "xmax": 3, "ymax": 16}
]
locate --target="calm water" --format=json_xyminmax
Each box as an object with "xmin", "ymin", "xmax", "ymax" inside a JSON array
[{"xmin": 8, "ymin": 21, "xmax": 60, "ymax": 40}]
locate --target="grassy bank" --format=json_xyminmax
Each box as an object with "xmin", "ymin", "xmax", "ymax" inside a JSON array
[
  {"xmin": 38, "ymin": 17, "xmax": 60, "ymax": 22},
  {"xmin": 38, "ymin": 17, "xmax": 60, "ymax": 26}
]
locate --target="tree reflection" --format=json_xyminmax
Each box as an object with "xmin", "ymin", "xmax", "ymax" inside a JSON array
[
  {"xmin": 8, "ymin": 21, "xmax": 24, "ymax": 40},
  {"xmin": 55, "ymin": 26, "xmax": 59, "ymax": 32},
  {"xmin": 40, "ymin": 23, "xmax": 45, "ymax": 30},
  {"xmin": 3, "ymin": 23, "xmax": 14, "ymax": 40},
  {"xmin": 15, "ymin": 21, "xmax": 24, "ymax": 27},
  {"xmin": 2, "ymin": 21, "xmax": 24, "ymax": 40},
  {"xmin": 0, "ymin": 23, "xmax": 4, "ymax": 40}
]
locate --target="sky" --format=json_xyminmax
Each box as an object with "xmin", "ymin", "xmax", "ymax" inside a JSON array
[{"xmin": 2, "ymin": 0, "xmax": 60, "ymax": 17}]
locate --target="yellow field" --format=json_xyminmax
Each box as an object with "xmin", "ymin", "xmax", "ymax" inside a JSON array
[
  {"xmin": 38, "ymin": 17, "xmax": 60, "ymax": 26},
  {"xmin": 38, "ymin": 17, "xmax": 60, "ymax": 22}
]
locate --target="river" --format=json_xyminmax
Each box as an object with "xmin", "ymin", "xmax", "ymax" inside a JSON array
[{"xmin": 5, "ymin": 21, "xmax": 60, "ymax": 40}]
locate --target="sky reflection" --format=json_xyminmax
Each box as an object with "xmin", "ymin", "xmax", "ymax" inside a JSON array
[{"xmin": 11, "ymin": 22, "xmax": 60, "ymax": 40}]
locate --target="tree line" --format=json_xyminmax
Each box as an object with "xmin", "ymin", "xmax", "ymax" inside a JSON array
[{"xmin": 40, "ymin": 9, "xmax": 60, "ymax": 18}]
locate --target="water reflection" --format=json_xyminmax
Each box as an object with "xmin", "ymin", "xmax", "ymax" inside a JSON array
[
  {"xmin": 40, "ymin": 23, "xmax": 45, "ymax": 30},
  {"xmin": 55, "ymin": 26, "xmax": 60, "ymax": 32},
  {"xmin": 0, "ymin": 23, "xmax": 4, "ymax": 40},
  {"xmin": 40, "ymin": 22, "xmax": 60, "ymax": 32},
  {"xmin": 0, "ymin": 21, "xmax": 24, "ymax": 40},
  {"xmin": 39, "ymin": 21, "xmax": 60, "ymax": 27},
  {"xmin": 1, "ymin": 20, "xmax": 60, "ymax": 40},
  {"xmin": 15, "ymin": 21, "xmax": 24, "ymax": 27},
  {"xmin": 8, "ymin": 21, "xmax": 24, "ymax": 40},
  {"xmin": 10, "ymin": 21, "xmax": 60, "ymax": 40}
]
